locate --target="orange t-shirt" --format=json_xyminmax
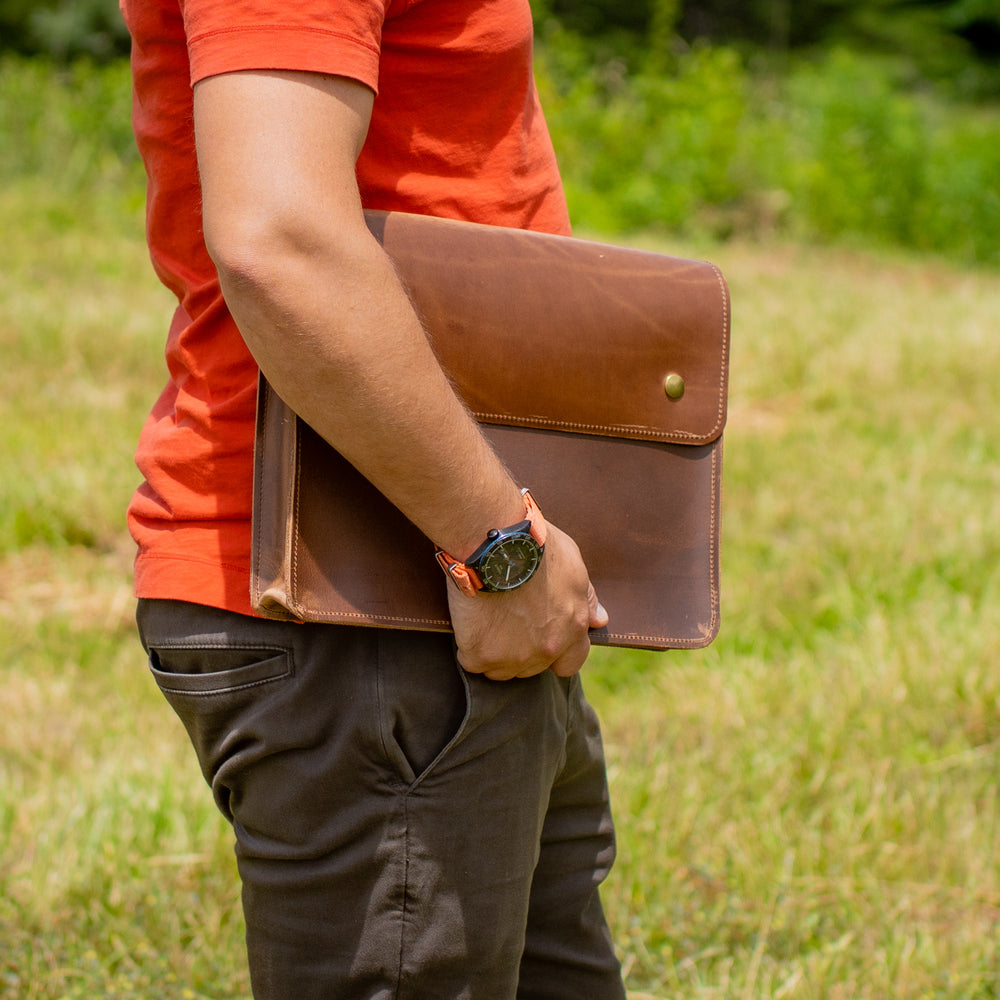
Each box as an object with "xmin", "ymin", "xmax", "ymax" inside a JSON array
[{"xmin": 121, "ymin": 0, "xmax": 571, "ymax": 616}]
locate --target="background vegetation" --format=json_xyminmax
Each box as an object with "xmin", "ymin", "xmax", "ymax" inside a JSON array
[
  {"xmin": 4, "ymin": 0, "xmax": 1000, "ymax": 90},
  {"xmin": 2, "ymin": 1, "xmax": 999, "ymax": 996},
  {"xmin": 3, "ymin": 0, "xmax": 999, "ymax": 266},
  {"xmin": 538, "ymin": 40, "xmax": 1000, "ymax": 266}
]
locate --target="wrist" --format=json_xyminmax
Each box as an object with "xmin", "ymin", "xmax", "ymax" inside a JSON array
[
  {"xmin": 436, "ymin": 489, "xmax": 547, "ymax": 597},
  {"xmin": 448, "ymin": 484, "xmax": 529, "ymax": 564}
]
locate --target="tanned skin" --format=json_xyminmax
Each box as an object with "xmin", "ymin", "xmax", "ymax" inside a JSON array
[{"xmin": 194, "ymin": 70, "xmax": 607, "ymax": 681}]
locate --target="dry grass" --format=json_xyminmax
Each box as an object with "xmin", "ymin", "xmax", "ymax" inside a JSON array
[{"xmin": 3, "ymin": 191, "xmax": 1000, "ymax": 999}]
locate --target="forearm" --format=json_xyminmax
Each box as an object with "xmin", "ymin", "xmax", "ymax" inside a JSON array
[
  {"xmin": 194, "ymin": 68, "xmax": 603, "ymax": 678},
  {"xmin": 216, "ymin": 221, "xmax": 524, "ymax": 559},
  {"xmin": 193, "ymin": 71, "xmax": 523, "ymax": 558},
  {"xmin": 219, "ymin": 204, "xmax": 608, "ymax": 681}
]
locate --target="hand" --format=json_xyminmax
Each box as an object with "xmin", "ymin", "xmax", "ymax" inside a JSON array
[{"xmin": 447, "ymin": 524, "xmax": 609, "ymax": 681}]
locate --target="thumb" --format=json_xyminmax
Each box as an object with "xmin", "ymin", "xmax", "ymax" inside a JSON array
[{"xmin": 587, "ymin": 581, "xmax": 609, "ymax": 629}]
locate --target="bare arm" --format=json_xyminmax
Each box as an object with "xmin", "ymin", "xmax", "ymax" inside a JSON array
[{"xmin": 194, "ymin": 70, "xmax": 606, "ymax": 679}]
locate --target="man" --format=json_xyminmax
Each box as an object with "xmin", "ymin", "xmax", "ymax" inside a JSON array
[{"xmin": 121, "ymin": 0, "xmax": 626, "ymax": 996}]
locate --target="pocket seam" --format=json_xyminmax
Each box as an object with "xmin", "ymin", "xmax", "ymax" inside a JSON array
[
  {"xmin": 375, "ymin": 652, "xmax": 473, "ymax": 793},
  {"xmin": 405, "ymin": 665, "xmax": 473, "ymax": 793},
  {"xmin": 148, "ymin": 643, "xmax": 293, "ymax": 697}
]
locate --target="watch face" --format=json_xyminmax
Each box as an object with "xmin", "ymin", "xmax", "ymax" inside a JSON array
[{"xmin": 477, "ymin": 533, "xmax": 543, "ymax": 592}]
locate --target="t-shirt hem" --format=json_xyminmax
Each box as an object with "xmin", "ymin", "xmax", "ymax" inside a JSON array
[{"xmin": 134, "ymin": 552, "xmax": 258, "ymax": 619}]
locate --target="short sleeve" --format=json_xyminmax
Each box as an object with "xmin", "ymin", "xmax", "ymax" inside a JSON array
[{"xmin": 179, "ymin": 0, "xmax": 391, "ymax": 91}]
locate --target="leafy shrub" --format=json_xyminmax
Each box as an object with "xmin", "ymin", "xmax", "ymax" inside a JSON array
[
  {"xmin": 919, "ymin": 110, "xmax": 1000, "ymax": 263},
  {"xmin": 0, "ymin": 0, "xmax": 128, "ymax": 60},
  {"xmin": 1, "ymin": 49, "xmax": 997, "ymax": 267},
  {"xmin": 771, "ymin": 50, "xmax": 931, "ymax": 245},
  {"xmin": 537, "ymin": 33, "xmax": 748, "ymax": 233},
  {"xmin": 537, "ymin": 38, "xmax": 1000, "ymax": 266},
  {"xmin": 766, "ymin": 49, "xmax": 1000, "ymax": 264},
  {"xmin": 534, "ymin": 0, "xmax": 1000, "ymax": 100}
]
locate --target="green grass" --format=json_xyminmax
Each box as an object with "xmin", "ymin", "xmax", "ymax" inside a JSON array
[
  {"xmin": 3, "ymin": 64, "xmax": 1000, "ymax": 1000},
  {"xmin": 585, "ymin": 240, "xmax": 1000, "ymax": 997}
]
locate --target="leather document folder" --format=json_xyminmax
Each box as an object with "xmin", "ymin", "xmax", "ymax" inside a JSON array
[{"xmin": 251, "ymin": 210, "xmax": 731, "ymax": 650}]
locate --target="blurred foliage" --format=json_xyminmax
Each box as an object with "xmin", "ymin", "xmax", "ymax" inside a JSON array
[
  {"xmin": 536, "ymin": 38, "xmax": 1000, "ymax": 266},
  {"xmin": 532, "ymin": 0, "xmax": 1000, "ymax": 99},
  {"xmin": 1, "ymin": 0, "xmax": 998, "ymax": 269},
  {"xmin": 0, "ymin": 57, "xmax": 139, "ymax": 194},
  {"xmin": 0, "ymin": 0, "xmax": 129, "ymax": 60},
  {"xmin": 2, "ymin": 0, "xmax": 998, "ymax": 100}
]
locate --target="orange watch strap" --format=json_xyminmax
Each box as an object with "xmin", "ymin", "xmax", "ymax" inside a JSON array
[
  {"xmin": 520, "ymin": 488, "xmax": 547, "ymax": 547},
  {"xmin": 435, "ymin": 488, "xmax": 545, "ymax": 597},
  {"xmin": 434, "ymin": 551, "xmax": 483, "ymax": 598}
]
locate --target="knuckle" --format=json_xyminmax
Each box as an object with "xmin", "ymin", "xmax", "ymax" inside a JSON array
[{"xmin": 538, "ymin": 632, "xmax": 565, "ymax": 662}]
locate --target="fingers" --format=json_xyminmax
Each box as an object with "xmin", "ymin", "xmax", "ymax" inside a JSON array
[
  {"xmin": 456, "ymin": 646, "xmax": 550, "ymax": 682},
  {"xmin": 547, "ymin": 582, "xmax": 604, "ymax": 678},
  {"xmin": 448, "ymin": 525, "xmax": 607, "ymax": 682},
  {"xmin": 547, "ymin": 630, "xmax": 592, "ymax": 678},
  {"xmin": 460, "ymin": 592, "xmax": 603, "ymax": 681},
  {"xmin": 454, "ymin": 590, "xmax": 606, "ymax": 681}
]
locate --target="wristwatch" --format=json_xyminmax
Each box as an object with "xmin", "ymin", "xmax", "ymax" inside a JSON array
[{"xmin": 435, "ymin": 488, "xmax": 547, "ymax": 597}]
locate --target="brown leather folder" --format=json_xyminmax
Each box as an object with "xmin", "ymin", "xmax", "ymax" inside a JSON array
[{"xmin": 251, "ymin": 210, "xmax": 730, "ymax": 650}]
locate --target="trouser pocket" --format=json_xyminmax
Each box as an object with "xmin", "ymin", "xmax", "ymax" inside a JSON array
[{"xmin": 374, "ymin": 628, "xmax": 470, "ymax": 787}]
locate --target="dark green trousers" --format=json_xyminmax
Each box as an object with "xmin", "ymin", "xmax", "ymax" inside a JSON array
[{"xmin": 137, "ymin": 599, "xmax": 625, "ymax": 1000}]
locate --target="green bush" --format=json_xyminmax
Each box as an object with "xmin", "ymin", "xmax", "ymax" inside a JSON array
[
  {"xmin": 1, "ymin": 50, "xmax": 998, "ymax": 267},
  {"xmin": 534, "ymin": 0, "xmax": 1000, "ymax": 101},
  {"xmin": 537, "ymin": 39, "xmax": 1000, "ymax": 266},
  {"xmin": 919, "ymin": 111, "xmax": 1000, "ymax": 263},
  {"xmin": 0, "ymin": 0, "xmax": 128, "ymax": 60},
  {"xmin": 768, "ymin": 51, "xmax": 933, "ymax": 245},
  {"xmin": 536, "ymin": 34, "xmax": 749, "ymax": 233},
  {"xmin": 765, "ymin": 50, "xmax": 1000, "ymax": 264}
]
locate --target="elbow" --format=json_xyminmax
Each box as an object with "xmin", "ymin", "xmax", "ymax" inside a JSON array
[
  {"xmin": 203, "ymin": 210, "xmax": 291, "ymax": 304},
  {"xmin": 201, "ymin": 203, "xmax": 381, "ymax": 377},
  {"xmin": 202, "ymin": 209, "xmax": 327, "ymax": 372},
  {"xmin": 204, "ymin": 205, "xmax": 372, "ymax": 311}
]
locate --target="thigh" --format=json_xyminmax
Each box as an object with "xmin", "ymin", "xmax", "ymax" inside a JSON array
[
  {"xmin": 518, "ymin": 677, "xmax": 627, "ymax": 1000},
  {"xmin": 138, "ymin": 600, "xmax": 468, "ymax": 998},
  {"xmin": 136, "ymin": 599, "xmax": 590, "ymax": 1000}
]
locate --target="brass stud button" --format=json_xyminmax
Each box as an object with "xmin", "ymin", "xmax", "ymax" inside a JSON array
[{"xmin": 664, "ymin": 373, "xmax": 685, "ymax": 399}]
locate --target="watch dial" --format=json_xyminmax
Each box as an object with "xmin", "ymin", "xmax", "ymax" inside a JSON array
[{"xmin": 479, "ymin": 535, "xmax": 542, "ymax": 591}]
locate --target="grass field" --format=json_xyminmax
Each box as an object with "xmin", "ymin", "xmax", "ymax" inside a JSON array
[{"xmin": 2, "ymin": 169, "xmax": 1000, "ymax": 997}]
